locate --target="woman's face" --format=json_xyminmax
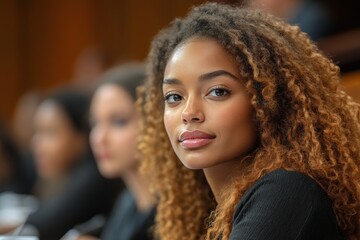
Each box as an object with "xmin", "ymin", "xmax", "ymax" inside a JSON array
[
  {"xmin": 90, "ymin": 84, "xmax": 139, "ymax": 178},
  {"xmin": 162, "ymin": 38, "xmax": 257, "ymax": 170},
  {"xmin": 33, "ymin": 101, "xmax": 85, "ymax": 179}
]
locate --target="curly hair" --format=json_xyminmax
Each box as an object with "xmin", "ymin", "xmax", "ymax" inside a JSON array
[{"xmin": 138, "ymin": 3, "xmax": 360, "ymax": 240}]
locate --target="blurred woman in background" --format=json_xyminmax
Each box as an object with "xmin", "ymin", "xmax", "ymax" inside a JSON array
[
  {"xmin": 25, "ymin": 88, "xmax": 119, "ymax": 240},
  {"xmin": 81, "ymin": 63, "xmax": 154, "ymax": 240}
]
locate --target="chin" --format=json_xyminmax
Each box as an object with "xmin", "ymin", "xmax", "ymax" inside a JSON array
[
  {"xmin": 173, "ymin": 141, "xmax": 219, "ymax": 169},
  {"xmin": 97, "ymin": 162, "xmax": 120, "ymax": 179},
  {"xmin": 178, "ymin": 152, "xmax": 215, "ymax": 170},
  {"xmin": 38, "ymin": 172, "xmax": 51, "ymax": 180}
]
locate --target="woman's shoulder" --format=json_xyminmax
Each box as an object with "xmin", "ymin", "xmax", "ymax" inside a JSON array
[
  {"xmin": 230, "ymin": 169, "xmax": 343, "ymax": 240},
  {"xmin": 241, "ymin": 169, "xmax": 328, "ymax": 203}
]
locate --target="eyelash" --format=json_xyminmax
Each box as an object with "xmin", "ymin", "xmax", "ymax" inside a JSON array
[
  {"xmin": 207, "ymin": 86, "xmax": 231, "ymax": 97},
  {"xmin": 164, "ymin": 92, "xmax": 183, "ymax": 104},
  {"xmin": 163, "ymin": 86, "xmax": 231, "ymax": 104}
]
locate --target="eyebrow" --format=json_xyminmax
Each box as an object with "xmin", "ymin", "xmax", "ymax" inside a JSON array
[{"xmin": 162, "ymin": 70, "xmax": 239, "ymax": 85}]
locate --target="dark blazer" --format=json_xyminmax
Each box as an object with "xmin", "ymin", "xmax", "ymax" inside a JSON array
[{"xmin": 102, "ymin": 190, "xmax": 155, "ymax": 240}]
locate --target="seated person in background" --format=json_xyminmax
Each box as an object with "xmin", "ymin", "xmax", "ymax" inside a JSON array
[
  {"xmin": 25, "ymin": 88, "xmax": 120, "ymax": 240},
  {"xmin": 0, "ymin": 119, "xmax": 36, "ymax": 234},
  {"xmin": 247, "ymin": 0, "xmax": 360, "ymax": 41},
  {"xmin": 78, "ymin": 63, "xmax": 155, "ymax": 240},
  {"xmin": 12, "ymin": 90, "xmax": 43, "ymax": 155},
  {"xmin": 11, "ymin": 90, "xmax": 44, "ymax": 194},
  {"xmin": 247, "ymin": 0, "xmax": 333, "ymax": 40},
  {"xmin": 0, "ymin": 120, "xmax": 28, "ymax": 194}
]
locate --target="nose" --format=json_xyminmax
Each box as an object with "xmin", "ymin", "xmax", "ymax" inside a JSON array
[
  {"xmin": 181, "ymin": 96, "xmax": 205, "ymax": 124},
  {"xmin": 91, "ymin": 124, "xmax": 108, "ymax": 146}
]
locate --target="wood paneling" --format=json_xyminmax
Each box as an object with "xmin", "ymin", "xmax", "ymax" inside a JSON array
[
  {"xmin": 23, "ymin": 0, "xmax": 98, "ymax": 89},
  {"xmin": 0, "ymin": 0, "xmax": 22, "ymax": 122},
  {"xmin": 0, "ymin": 0, "xmax": 232, "ymax": 124}
]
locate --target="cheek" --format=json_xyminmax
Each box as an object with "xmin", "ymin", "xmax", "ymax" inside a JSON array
[
  {"xmin": 211, "ymin": 99, "xmax": 256, "ymax": 148},
  {"xmin": 55, "ymin": 132, "xmax": 82, "ymax": 168},
  {"xmin": 58, "ymin": 133, "xmax": 78, "ymax": 156},
  {"xmin": 43, "ymin": 136, "xmax": 67, "ymax": 157},
  {"xmin": 113, "ymin": 126, "xmax": 138, "ymax": 158},
  {"xmin": 39, "ymin": 138, "xmax": 74, "ymax": 175},
  {"xmin": 89, "ymin": 131, "xmax": 97, "ymax": 150},
  {"xmin": 164, "ymin": 108, "xmax": 179, "ymax": 143}
]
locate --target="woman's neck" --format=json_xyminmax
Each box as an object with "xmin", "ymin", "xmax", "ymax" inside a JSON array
[
  {"xmin": 203, "ymin": 157, "xmax": 247, "ymax": 204},
  {"xmin": 121, "ymin": 167, "xmax": 154, "ymax": 212}
]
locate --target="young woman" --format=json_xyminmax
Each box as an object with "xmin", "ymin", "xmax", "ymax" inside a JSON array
[
  {"xmin": 88, "ymin": 63, "xmax": 155, "ymax": 240},
  {"xmin": 138, "ymin": 3, "xmax": 360, "ymax": 240},
  {"xmin": 26, "ymin": 89, "xmax": 118, "ymax": 240}
]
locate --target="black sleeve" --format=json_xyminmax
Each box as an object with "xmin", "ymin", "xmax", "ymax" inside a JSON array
[
  {"xmin": 229, "ymin": 169, "xmax": 344, "ymax": 240},
  {"xmin": 25, "ymin": 161, "xmax": 120, "ymax": 240}
]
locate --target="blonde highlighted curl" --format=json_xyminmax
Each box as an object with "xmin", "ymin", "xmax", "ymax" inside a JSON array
[{"xmin": 137, "ymin": 3, "xmax": 360, "ymax": 240}]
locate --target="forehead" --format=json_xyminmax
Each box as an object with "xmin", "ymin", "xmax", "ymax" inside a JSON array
[
  {"xmin": 35, "ymin": 101, "xmax": 71, "ymax": 128},
  {"xmin": 91, "ymin": 84, "xmax": 134, "ymax": 112},
  {"xmin": 36, "ymin": 101, "xmax": 64, "ymax": 119},
  {"xmin": 164, "ymin": 37, "xmax": 238, "ymax": 77}
]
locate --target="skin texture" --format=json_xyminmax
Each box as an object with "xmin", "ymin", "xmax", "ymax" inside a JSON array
[
  {"xmin": 163, "ymin": 38, "xmax": 257, "ymax": 201},
  {"xmin": 90, "ymin": 84, "xmax": 139, "ymax": 178},
  {"xmin": 32, "ymin": 101, "xmax": 86, "ymax": 180}
]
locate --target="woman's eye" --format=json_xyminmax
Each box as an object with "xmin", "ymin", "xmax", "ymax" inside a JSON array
[
  {"xmin": 208, "ymin": 88, "xmax": 230, "ymax": 97},
  {"xmin": 165, "ymin": 93, "xmax": 183, "ymax": 103},
  {"xmin": 112, "ymin": 119, "xmax": 129, "ymax": 127}
]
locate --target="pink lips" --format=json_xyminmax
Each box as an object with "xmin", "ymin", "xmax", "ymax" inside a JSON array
[
  {"xmin": 96, "ymin": 151, "xmax": 111, "ymax": 162},
  {"xmin": 179, "ymin": 130, "xmax": 215, "ymax": 149}
]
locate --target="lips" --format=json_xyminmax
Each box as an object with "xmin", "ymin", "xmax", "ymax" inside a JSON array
[
  {"xmin": 96, "ymin": 151, "xmax": 111, "ymax": 161},
  {"xmin": 179, "ymin": 130, "xmax": 215, "ymax": 149}
]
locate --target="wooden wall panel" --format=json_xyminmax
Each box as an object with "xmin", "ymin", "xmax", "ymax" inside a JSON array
[
  {"xmin": 23, "ymin": 0, "xmax": 97, "ymax": 89},
  {"xmin": 92, "ymin": 0, "xmax": 204, "ymax": 61},
  {"xmin": 0, "ymin": 0, "xmax": 22, "ymax": 123},
  {"xmin": 0, "ymin": 0, "xmax": 216, "ymax": 124}
]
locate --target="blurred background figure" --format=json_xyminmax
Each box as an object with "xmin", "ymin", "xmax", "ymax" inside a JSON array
[
  {"xmin": 0, "ymin": 120, "xmax": 29, "ymax": 194},
  {"xmin": 246, "ymin": 0, "xmax": 360, "ymax": 73},
  {"xmin": 246, "ymin": 0, "xmax": 359, "ymax": 41},
  {"xmin": 23, "ymin": 88, "xmax": 120, "ymax": 240},
  {"xmin": 0, "ymin": 119, "xmax": 38, "ymax": 234},
  {"xmin": 31, "ymin": 89, "xmax": 90, "ymax": 199},
  {"xmin": 247, "ymin": 0, "xmax": 332, "ymax": 39},
  {"xmin": 71, "ymin": 63, "xmax": 154, "ymax": 240},
  {"xmin": 11, "ymin": 91, "xmax": 44, "ymax": 198},
  {"xmin": 12, "ymin": 91, "xmax": 44, "ymax": 155}
]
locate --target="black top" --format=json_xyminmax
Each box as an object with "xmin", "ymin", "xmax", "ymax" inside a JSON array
[
  {"xmin": 230, "ymin": 169, "xmax": 344, "ymax": 240},
  {"xmin": 102, "ymin": 190, "xmax": 155, "ymax": 240},
  {"xmin": 25, "ymin": 157, "xmax": 120, "ymax": 240}
]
